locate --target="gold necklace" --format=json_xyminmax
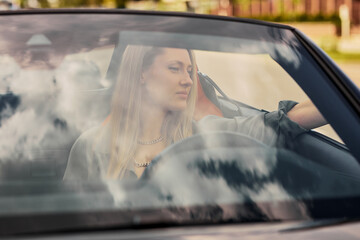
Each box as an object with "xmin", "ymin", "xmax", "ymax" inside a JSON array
[{"xmin": 134, "ymin": 161, "xmax": 151, "ymax": 168}]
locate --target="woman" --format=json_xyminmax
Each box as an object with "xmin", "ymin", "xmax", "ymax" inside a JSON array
[
  {"xmin": 64, "ymin": 45, "xmax": 326, "ymax": 180},
  {"xmin": 65, "ymin": 46, "xmax": 198, "ymax": 179},
  {"xmin": 108, "ymin": 46, "xmax": 197, "ymax": 178}
]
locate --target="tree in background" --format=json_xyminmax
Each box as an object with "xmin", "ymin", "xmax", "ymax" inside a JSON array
[{"xmin": 16, "ymin": 0, "xmax": 128, "ymax": 8}]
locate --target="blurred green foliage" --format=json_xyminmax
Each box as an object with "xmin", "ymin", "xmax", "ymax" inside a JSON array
[{"xmin": 327, "ymin": 51, "xmax": 360, "ymax": 63}]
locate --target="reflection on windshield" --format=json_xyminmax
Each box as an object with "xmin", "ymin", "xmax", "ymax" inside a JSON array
[
  {"xmin": 0, "ymin": 28, "xmax": 359, "ymax": 229},
  {"xmin": 0, "ymin": 52, "xmax": 112, "ymax": 180}
]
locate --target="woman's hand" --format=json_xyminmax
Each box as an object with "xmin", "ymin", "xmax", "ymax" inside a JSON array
[{"xmin": 287, "ymin": 100, "xmax": 327, "ymax": 130}]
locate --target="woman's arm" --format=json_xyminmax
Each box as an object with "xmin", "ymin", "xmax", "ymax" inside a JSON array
[{"xmin": 287, "ymin": 100, "xmax": 327, "ymax": 130}]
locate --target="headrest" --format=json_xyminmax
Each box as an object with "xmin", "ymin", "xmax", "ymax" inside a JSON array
[{"xmin": 194, "ymin": 71, "xmax": 223, "ymax": 120}]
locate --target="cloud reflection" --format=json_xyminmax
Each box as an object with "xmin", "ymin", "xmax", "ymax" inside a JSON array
[
  {"xmin": 104, "ymin": 133, "xmax": 311, "ymax": 222},
  {"xmin": 0, "ymin": 59, "xmax": 110, "ymax": 178}
]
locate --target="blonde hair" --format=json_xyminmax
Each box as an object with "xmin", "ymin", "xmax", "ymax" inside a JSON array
[{"xmin": 106, "ymin": 45, "xmax": 198, "ymax": 179}]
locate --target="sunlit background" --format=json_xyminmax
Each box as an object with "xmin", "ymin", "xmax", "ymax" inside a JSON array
[{"xmin": 1, "ymin": 0, "xmax": 360, "ymax": 85}]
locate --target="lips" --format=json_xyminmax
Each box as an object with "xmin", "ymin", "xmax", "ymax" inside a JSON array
[{"xmin": 176, "ymin": 91, "xmax": 189, "ymax": 98}]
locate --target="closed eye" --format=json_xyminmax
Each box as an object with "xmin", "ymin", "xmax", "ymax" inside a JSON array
[{"xmin": 168, "ymin": 66, "xmax": 180, "ymax": 73}]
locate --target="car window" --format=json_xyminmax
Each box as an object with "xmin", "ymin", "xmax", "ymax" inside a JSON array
[
  {"xmin": 0, "ymin": 12, "xmax": 359, "ymax": 235},
  {"xmin": 195, "ymin": 50, "xmax": 342, "ymax": 142}
]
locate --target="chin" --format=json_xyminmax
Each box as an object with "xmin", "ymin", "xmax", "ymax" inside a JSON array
[{"xmin": 168, "ymin": 103, "xmax": 188, "ymax": 112}]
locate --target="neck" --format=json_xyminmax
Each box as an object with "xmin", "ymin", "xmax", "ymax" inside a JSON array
[{"xmin": 139, "ymin": 101, "xmax": 166, "ymax": 141}]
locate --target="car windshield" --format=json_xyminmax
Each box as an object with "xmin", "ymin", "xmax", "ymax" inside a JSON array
[{"xmin": 1, "ymin": 12, "xmax": 360, "ymax": 235}]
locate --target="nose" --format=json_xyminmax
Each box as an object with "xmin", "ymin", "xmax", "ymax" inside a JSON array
[{"xmin": 180, "ymin": 72, "xmax": 193, "ymax": 87}]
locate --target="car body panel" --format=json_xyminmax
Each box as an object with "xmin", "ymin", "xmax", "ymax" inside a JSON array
[{"xmin": 7, "ymin": 221, "xmax": 360, "ymax": 240}]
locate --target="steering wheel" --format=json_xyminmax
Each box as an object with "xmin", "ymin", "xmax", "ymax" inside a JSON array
[
  {"xmin": 141, "ymin": 131, "xmax": 269, "ymax": 180},
  {"xmin": 138, "ymin": 131, "xmax": 360, "ymax": 223}
]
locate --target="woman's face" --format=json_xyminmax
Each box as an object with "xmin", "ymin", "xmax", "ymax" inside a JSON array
[{"xmin": 141, "ymin": 48, "xmax": 193, "ymax": 112}]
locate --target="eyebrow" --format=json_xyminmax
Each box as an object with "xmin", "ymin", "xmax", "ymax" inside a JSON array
[{"xmin": 169, "ymin": 60, "xmax": 192, "ymax": 67}]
